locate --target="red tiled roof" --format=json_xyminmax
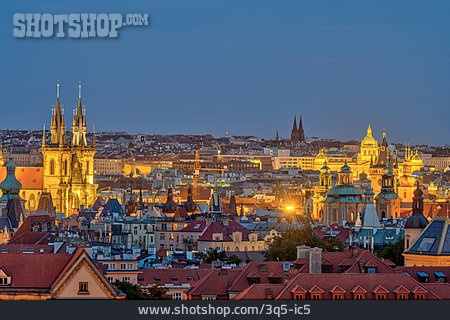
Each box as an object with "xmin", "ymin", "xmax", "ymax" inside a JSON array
[
  {"xmin": 13, "ymin": 214, "xmax": 54, "ymax": 238},
  {"xmin": 0, "ymin": 167, "xmax": 43, "ymax": 190},
  {"xmin": 0, "ymin": 253, "xmax": 72, "ymax": 289},
  {"xmin": 421, "ymin": 283, "xmax": 450, "ymax": 300},
  {"xmin": 0, "ymin": 244, "xmax": 54, "ymax": 253},
  {"xmin": 395, "ymin": 266, "xmax": 450, "ymax": 283},
  {"xmin": 294, "ymin": 249, "xmax": 395, "ymax": 274},
  {"xmin": 186, "ymin": 269, "xmax": 241, "ymax": 297},
  {"xmin": 198, "ymin": 221, "xmax": 257, "ymax": 242},
  {"xmin": 228, "ymin": 261, "xmax": 288, "ymax": 293},
  {"xmin": 181, "ymin": 221, "xmax": 207, "ymax": 232},
  {"xmin": 139, "ymin": 268, "xmax": 212, "ymax": 287},
  {"xmin": 9, "ymin": 232, "xmax": 55, "ymax": 245},
  {"xmin": 274, "ymin": 273, "xmax": 441, "ymax": 300},
  {"xmin": 233, "ymin": 284, "xmax": 285, "ymax": 300}
]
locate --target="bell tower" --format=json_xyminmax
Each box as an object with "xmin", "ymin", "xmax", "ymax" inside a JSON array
[{"xmin": 42, "ymin": 81, "xmax": 98, "ymax": 216}]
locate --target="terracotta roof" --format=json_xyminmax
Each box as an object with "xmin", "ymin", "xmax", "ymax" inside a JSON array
[
  {"xmin": 0, "ymin": 244, "xmax": 54, "ymax": 253},
  {"xmin": 198, "ymin": 220, "xmax": 257, "ymax": 242},
  {"xmin": 139, "ymin": 268, "xmax": 212, "ymax": 287},
  {"xmin": 228, "ymin": 261, "xmax": 289, "ymax": 293},
  {"xmin": 294, "ymin": 249, "xmax": 395, "ymax": 274},
  {"xmin": 9, "ymin": 232, "xmax": 55, "ymax": 245},
  {"xmin": 0, "ymin": 252, "xmax": 72, "ymax": 289},
  {"xmin": 13, "ymin": 214, "xmax": 54, "ymax": 238},
  {"xmin": 421, "ymin": 283, "xmax": 450, "ymax": 299},
  {"xmin": 234, "ymin": 284, "xmax": 285, "ymax": 300},
  {"xmin": 0, "ymin": 167, "xmax": 43, "ymax": 190},
  {"xmin": 274, "ymin": 273, "xmax": 441, "ymax": 300},
  {"xmin": 186, "ymin": 269, "xmax": 241, "ymax": 297},
  {"xmin": 395, "ymin": 266, "xmax": 450, "ymax": 283},
  {"xmin": 180, "ymin": 221, "xmax": 207, "ymax": 233}
]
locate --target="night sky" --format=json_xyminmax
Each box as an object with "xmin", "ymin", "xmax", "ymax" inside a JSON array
[{"xmin": 1, "ymin": 0, "xmax": 449, "ymax": 145}]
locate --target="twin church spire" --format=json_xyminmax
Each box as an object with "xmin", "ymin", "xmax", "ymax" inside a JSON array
[
  {"xmin": 47, "ymin": 81, "xmax": 94, "ymax": 148},
  {"xmin": 290, "ymin": 115, "xmax": 305, "ymax": 144}
]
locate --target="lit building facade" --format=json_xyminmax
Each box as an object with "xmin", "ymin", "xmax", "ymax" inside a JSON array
[{"xmin": 42, "ymin": 83, "xmax": 98, "ymax": 216}]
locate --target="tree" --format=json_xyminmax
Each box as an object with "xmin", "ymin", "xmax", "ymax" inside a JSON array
[
  {"xmin": 265, "ymin": 225, "xmax": 343, "ymax": 261},
  {"xmin": 376, "ymin": 238, "xmax": 404, "ymax": 266},
  {"xmin": 226, "ymin": 254, "xmax": 242, "ymax": 265},
  {"xmin": 114, "ymin": 281, "xmax": 170, "ymax": 300},
  {"xmin": 200, "ymin": 248, "xmax": 227, "ymax": 263}
]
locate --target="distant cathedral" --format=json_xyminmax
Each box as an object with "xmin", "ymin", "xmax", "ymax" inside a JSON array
[
  {"xmin": 290, "ymin": 115, "xmax": 305, "ymax": 144},
  {"xmin": 42, "ymin": 82, "xmax": 98, "ymax": 216}
]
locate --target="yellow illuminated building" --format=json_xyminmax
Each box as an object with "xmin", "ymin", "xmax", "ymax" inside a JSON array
[{"xmin": 42, "ymin": 82, "xmax": 98, "ymax": 216}]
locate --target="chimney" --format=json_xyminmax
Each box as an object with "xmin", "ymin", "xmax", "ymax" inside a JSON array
[
  {"xmin": 265, "ymin": 288, "xmax": 273, "ymax": 300},
  {"xmin": 309, "ymin": 247, "xmax": 322, "ymax": 274},
  {"xmin": 296, "ymin": 245, "xmax": 310, "ymax": 259}
]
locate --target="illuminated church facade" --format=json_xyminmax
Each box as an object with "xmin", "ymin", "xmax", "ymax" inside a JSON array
[
  {"xmin": 41, "ymin": 82, "xmax": 97, "ymax": 216},
  {"xmin": 310, "ymin": 125, "xmax": 424, "ymax": 223}
]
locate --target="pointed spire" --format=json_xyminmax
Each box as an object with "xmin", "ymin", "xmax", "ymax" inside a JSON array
[
  {"xmin": 91, "ymin": 124, "xmax": 96, "ymax": 148},
  {"xmin": 42, "ymin": 124, "xmax": 46, "ymax": 148},
  {"xmin": 291, "ymin": 115, "xmax": 299, "ymax": 143},
  {"xmin": 56, "ymin": 79, "xmax": 60, "ymax": 98},
  {"xmin": 298, "ymin": 115, "xmax": 305, "ymax": 142},
  {"xmin": 78, "ymin": 81, "xmax": 82, "ymax": 99}
]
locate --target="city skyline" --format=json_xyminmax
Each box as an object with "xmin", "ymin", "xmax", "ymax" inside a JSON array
[{"xmin": 1, "ymin": 0, "xmax": 449, "ymax": 145}]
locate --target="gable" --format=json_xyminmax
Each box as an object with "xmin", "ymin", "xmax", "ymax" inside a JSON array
[
  {"xmin": 53, "ymin": 259, "xmax": 114, "ymax": 299},
  {"xmin": 0, "ymin": 267, "xmax": 9, "ymax": 277},
  {"xmin": 51, "ymin": 251, "xmax": 120, "ymax": 299}
]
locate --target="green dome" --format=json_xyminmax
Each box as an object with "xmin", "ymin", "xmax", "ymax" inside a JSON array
[
  {"xmin": 326, "ymin": 185, "xmax": 363, "ymax": 196},
  {"xmin": 0, "ymin": 156, "xmax": 22, "ymax": 197}
]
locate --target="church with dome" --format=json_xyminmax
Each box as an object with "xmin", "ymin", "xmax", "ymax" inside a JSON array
[{"xmin": 321, "ymin": 162, "xmax": 365, "ymax": 225}]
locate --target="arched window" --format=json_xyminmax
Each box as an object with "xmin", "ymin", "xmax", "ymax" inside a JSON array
[
  {"xmin": 333, "ymin": 209, "xmax": 338, "ymax": 222},
  {"xmin": 86, "ymin": 161, "xmax": 90, "ymax": 174},
  {"xmin": 29, "ymin": 194, "xmax": 36, "ymax": 210},
  {"xmin": 50, "ymin": 159, "xmax": 55, "ymax": 175}
]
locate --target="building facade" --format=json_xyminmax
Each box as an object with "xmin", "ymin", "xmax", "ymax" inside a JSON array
[{"xmin": 42, "ymin": 83, "xmax": 98, "ymax": 216}]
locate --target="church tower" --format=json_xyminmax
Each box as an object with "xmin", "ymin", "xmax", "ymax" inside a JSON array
[
  {"xmin": 298, "ymin": 115, "xmax": 305, "ymax": 142},
  {"xmin": 375, "ymin": 163, "xmax": 400, "ymax": 219},
  {"xmin": 290, "ymin": 116, "xmax": 299, "ymax": 144},
  {"xmin": 312, "ymin": 160, "xmax": 332, "ymax": 220},
  {"xmin": 370, "ymin": 129, "xmax": 390, "ymax": 195},
  {"xmin": 72, "ymin": 82, "xmax": 88, "ymax": 147},
  {"xmin": 42, "ymin": 82, "xmax": 97, "ymax": 216},
  {"xmin": 404, "ymin": 182, "xmax": 428, "ymax": 250}
]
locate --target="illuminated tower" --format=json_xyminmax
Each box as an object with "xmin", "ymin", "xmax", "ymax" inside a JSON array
[
  {"xmin": 72, "ymin": 82, "xmax": 87, "ymax": 147},
  {"xmin": 42, "ymin": 81, "xmax": 98, "ymax": 216},
  {"xmin": 312, "ymin": 160, "xmax": 332, "ymax": 220},
  {"xmin": 370, "ymin": 129, "xmax": 390, "ymax": 195},
  {"xmin": 375, "ymin": 163, "xmax": 400, "ymax": 219},
  {"xmin": 193, "ymin": 148, "xmax": 200, "ymax": 199}
]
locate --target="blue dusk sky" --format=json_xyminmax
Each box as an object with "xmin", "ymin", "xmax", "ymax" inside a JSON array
[{"xmin": 0, "ymin": 0, "xmax": 449, "ymax": 145}]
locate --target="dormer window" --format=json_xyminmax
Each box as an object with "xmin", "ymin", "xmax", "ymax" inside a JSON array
[
  {"xmin": 366, "ymin": 267, "xmax": 377, "ymax": 274},
  {"xmin": 434, "ymin": 272, "xmax": 447, "ymax": 283},
  {"xmin": 0, "ymin": 268, "xmax": 11, "ymax": 286},
  {"xmin": 0, "ymin": 276, "xmax": 11, "ymax": 286}
]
